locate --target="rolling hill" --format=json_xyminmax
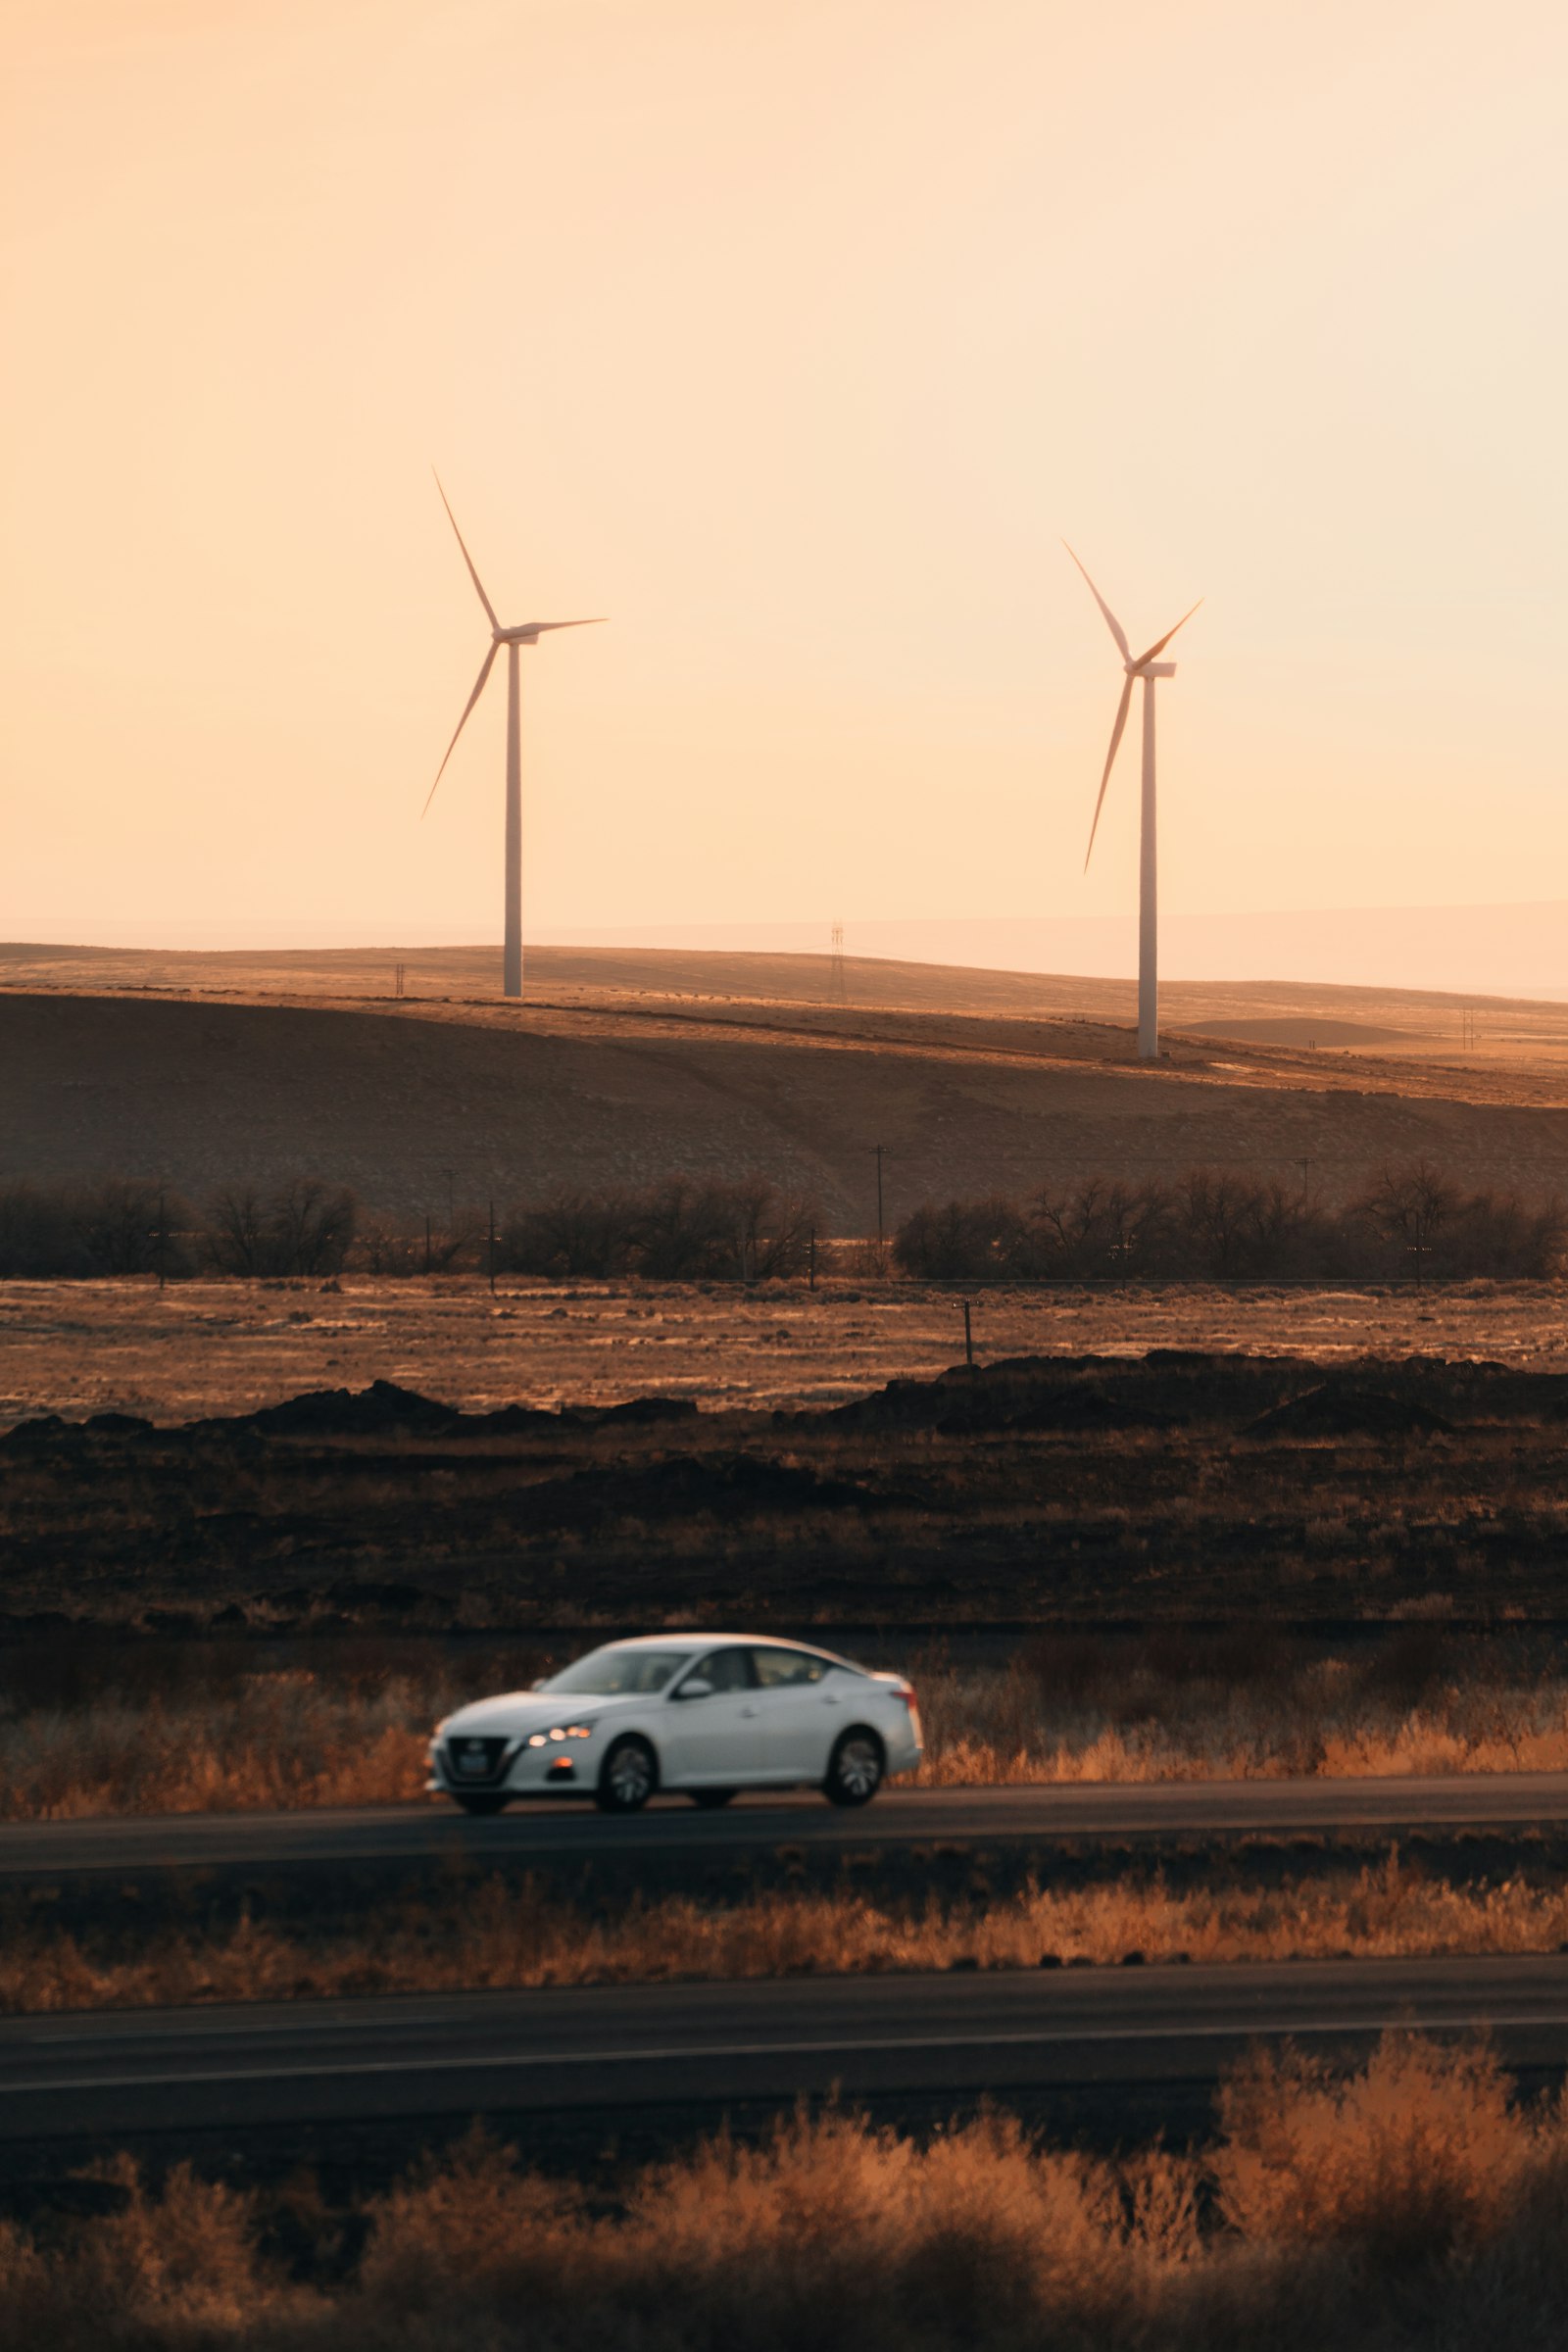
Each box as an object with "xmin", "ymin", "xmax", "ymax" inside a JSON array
[{"xmin": 7, "ymin": 945, "xmax": 1568, "ymax": 1226}]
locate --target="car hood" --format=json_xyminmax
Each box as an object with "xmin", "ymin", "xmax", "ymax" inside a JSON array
[{"xmin": 438, "ymin": 1690, "xmax": 649, "ymax": 1740}]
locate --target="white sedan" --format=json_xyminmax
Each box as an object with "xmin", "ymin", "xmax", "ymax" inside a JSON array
[{"xmin": 428, "ymin": 1634, "xmax": 923, "ymax": 1815}]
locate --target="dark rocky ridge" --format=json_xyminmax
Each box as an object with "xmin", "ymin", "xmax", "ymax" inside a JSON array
[{"xmin": 7, "ymin": 1350, "xmax": 1568, "ymax": 1634}]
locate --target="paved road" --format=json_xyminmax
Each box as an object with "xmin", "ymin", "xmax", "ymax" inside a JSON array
[
  {"xmin": 7, "ymin": 1956, "xmax": 1568, "ymax": 2141},
  {"xmin": 7, "ymin": 1773, "xmax": 1568, "ymax": 1881}
]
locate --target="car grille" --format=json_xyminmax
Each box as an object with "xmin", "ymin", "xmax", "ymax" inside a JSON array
[{"xmin": 443, "ymin": 1735, "xmax": 513, "ymax": 1788}]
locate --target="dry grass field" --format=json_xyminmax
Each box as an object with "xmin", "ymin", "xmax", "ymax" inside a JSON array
[
  {"xmin": 8, "ymin": 1272, "xmax": 1568, "ymax": 1426},
  {"xmin": 6, "ymin": 2036, "xmax": 1568, "ymax": 2349},
  {"xmin": 8, "ymin": 943, "xmax": 1568, "ymax": 1224}
]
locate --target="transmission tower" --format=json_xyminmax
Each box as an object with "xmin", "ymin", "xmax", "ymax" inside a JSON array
[{"xmin": 829, "ymin": 921, "xmax": 847, "ymax": 1006}]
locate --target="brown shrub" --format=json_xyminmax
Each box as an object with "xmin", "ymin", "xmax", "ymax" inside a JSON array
[
  {"xmin": 1214, "ymin": 2034, "xmax": 1520, "ymax": 2264},
  {"xmin": 10, "ymin": 2042, "xmax": 1568, "ymax": 2347}
]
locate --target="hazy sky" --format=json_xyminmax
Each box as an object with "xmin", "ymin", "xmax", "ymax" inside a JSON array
[{"xmin": 4, "ymin": 0, "xmax": 1565, "ymax": 948}]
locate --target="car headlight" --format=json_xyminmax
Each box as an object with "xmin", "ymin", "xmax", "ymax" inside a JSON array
[{"xmin": 526, "ymin": 1725, "xmax": 594, "ymax": 1747}]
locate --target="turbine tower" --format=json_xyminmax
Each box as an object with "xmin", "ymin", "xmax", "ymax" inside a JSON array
[
  {"xmin": 424, "ymin": 477, "xmax": 605, "ymax": 1001},
  {"xmin": 1066, "ymin": 547, "xmax": 1200, "ymax": 1061}
]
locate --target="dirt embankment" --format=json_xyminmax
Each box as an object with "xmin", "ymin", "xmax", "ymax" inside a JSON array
[{"xmin": 9, "ymin": 1348, "xmax": 1568, "ymax": 1633}]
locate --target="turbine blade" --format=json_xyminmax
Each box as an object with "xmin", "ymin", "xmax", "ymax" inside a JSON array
[
  {"xmin": 1132, "ymin": 599, "xmax": 1203, "ymax": 667},
  {"xmin": 432, "ymin": 471, "xmax": 499, "ymax": 630},
  {"xmin": 422, "ymin": 642, "xmax": 499, "ymax": 816},
  {"xmin": 524, "ymin": 618, "xmax": 608, "ymax": 634},
  {"xmin": 1084, "ymin": 673, "xmax": 1135, "ymax": 871},
  {"xmin": 1063, "ymin": 543, "xmax": 1129, "ymax": 661}
]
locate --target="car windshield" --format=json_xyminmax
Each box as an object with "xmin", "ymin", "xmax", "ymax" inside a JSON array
[{"xmin": 543, "ymin": 1645, "xmax": 693, "ymax": 1695}]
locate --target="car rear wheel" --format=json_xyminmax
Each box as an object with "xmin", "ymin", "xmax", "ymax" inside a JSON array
[
  {"xmin": 688, "ymin": 1787, "xmax": 736, "ymax": 1809},
  {"xmin": 452, "ymin": 1793, "xmax": 510, "ymax": 1817},
  {"xmin": 596, "ymin": 1735, "xmax": 658, "ymax": 1814},
  {"xmin": 825, "ymin": 1729, "xmax": 884, "ymax": 1807}
]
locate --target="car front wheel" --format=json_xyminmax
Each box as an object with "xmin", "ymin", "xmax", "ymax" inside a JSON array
[
  {"xmin": 824, "ymin": 1729, "xmax": 884, "ymax": 1807},
  {"xmin": 596, "ymin": 1736, "xmax": 658, "ymax": 1814}
]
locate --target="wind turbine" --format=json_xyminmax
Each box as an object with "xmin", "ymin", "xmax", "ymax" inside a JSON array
[
  {"xmin": 1066, "ymin": 547, "xmax": 1200, "ymax": 1061},
  {"xmin": 423, "ymin": 477, "xmax": 605, "ymax": 1001}
]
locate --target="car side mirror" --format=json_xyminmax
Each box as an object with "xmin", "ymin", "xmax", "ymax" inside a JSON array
[{"xmin": 674, "ymin": 1677, "xmax": 713, "ymax": 1701}]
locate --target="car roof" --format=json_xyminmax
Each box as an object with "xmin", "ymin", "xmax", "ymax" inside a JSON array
[{"xmin": 590, "ymin": 1632, "xmax": 857, "ymax": 1662}]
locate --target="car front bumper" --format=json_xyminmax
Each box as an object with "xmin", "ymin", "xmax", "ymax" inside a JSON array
[{"xmin": 429, "ymin": 1738, "xmax": 598, "ymax": 1799}]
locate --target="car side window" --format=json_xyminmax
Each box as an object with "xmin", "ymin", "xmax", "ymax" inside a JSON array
[
  {"xmin": 753, "ymin": 1647, "xmax": 830, "ymax": 1689},
  {"xmin": 691, "ymin": 1646, "xmax": 756, "ymax": 1694}
]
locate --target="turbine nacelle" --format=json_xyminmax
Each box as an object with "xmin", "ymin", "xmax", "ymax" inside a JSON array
[
  {"xmin": 496, "ymin": 620, "xmax": 608, "ymax": 647},
  {"xmin": 1063, "ymin": 544, "xmax": 1200, "ymax": 873},
  {"xmin": 423, "ymin": 472, "xmax": 607, "ymax": 817}
]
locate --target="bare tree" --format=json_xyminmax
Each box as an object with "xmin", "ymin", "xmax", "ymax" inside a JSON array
[
  {"xmin": 499, "ymin": 1188, "xmax": 642, "ymax": 1277},
  {"xmin": 204, "ymin": 1180, "xmax": 356, "ymax": 1276},
  {"xmin": 0, "ymin": 1185, "xmax": 88, "ymax": 1276},
  {"xmin": 1355, "ymin": 1162, "xmax": 1456, "ymax": 1282},
  {"xmin": 893, "ymin": 1199, "xmax": 1027, "ymax": 1279},
  {"xmin": 1030, "ymin": 1176, "xmax": 1172, "ymax": 1277},
  {"xmin": 68, "ymin": 1179, "xmax": 191, "ymax": 1276},
  {"xmin": 499, "ymin": 1176, "xmax": 823, "ymax": 1282},
  {"xmin": 730, "ymin": 1180, "xmax": 821, "ymax": 1280},
  {"xmin": 269, "ymin": 1181, "xmax": 356, "ymax": 1275},
  {"xmin": 1177, "ymin": 1171, "xmax": 1266, "ymax": 1278},
  {"xmin": 205, "ymin": 1188, "xmax": 269, "ymax": 1276}
]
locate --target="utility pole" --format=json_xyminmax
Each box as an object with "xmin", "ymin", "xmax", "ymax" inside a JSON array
[
  {"xmin": 830, "ymin": 921, "xmax": 846, "ymax": 1007},
  {"xmin": 394, "ymin": 962, "xmax": 406, "ymax": 1000}
]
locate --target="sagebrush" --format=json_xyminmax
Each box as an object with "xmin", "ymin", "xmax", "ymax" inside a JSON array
[{"xmin": 6, "ymin": 2039, "xmax": 1568, "ymax": 2348}]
